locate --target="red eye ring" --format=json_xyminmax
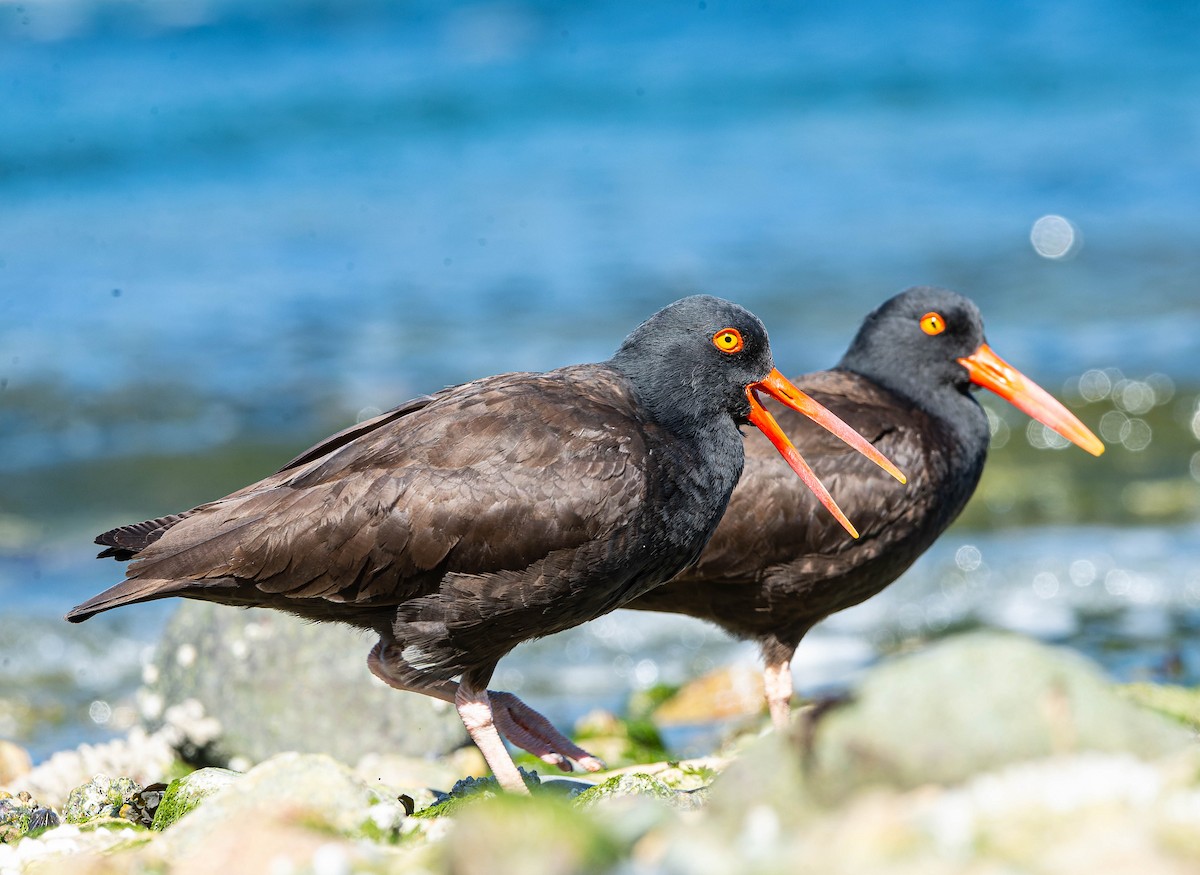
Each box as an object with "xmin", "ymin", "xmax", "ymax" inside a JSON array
[
  {"xmin": 920, "ymin": 312, "xmax": 946, "ymax": 336},
  {"xmin": 712, "ymin": 328, "xmax": 744, "ymax": 354}
]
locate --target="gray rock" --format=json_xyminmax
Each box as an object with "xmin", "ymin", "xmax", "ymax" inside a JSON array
[
  {"xmin": 154, "ymin": 752, "xmax": 402, "ymax": 858},
  {"xmin": 142, "ymin": 602, "xmax": 467, "ymax": 766},
  {"xmin": 698, "ymin": 748, "xmax": 1200, "ymax": 874},
  {"xmin": 807, "ymin": 631, "xmax": 1195, "ymax": 802}
]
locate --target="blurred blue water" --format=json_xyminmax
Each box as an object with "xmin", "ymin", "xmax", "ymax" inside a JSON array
[
  {"xmin": 3, "ymin": 0, "xmax": 1200, "ymax": 758},
  {"xmin": 3, "ymin": 0, "xmax": 1199, "ymax": 403}
]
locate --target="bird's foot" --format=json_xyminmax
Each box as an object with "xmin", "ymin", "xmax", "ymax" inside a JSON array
[{"xmin": 489, "ymin": 691, "xmax": 606, "ymax": 773}]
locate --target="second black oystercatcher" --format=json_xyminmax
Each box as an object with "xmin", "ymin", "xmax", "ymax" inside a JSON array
[
  {"xmin": 626, "ymin": 287, "xmax": 1105, "ymax": 728},
  {"xmin": 66, "ymin": 295, "xmax": 902, "ymax": 792}
]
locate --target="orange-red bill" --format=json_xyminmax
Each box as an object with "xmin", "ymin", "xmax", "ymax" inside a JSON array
[
  {"xmin": 745, "ymin": 368, "xmax": 908, "ymax": 539},
  {"xmin": 957, "ymin": 344, "xmax": 1105, "ymax": 457}
]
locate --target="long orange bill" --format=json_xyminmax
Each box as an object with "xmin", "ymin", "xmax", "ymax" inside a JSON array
[
  {"xmin": 957, "ymin": 343, "xmax": 1105, "ymax": 457},
  {"xmin": 746, "ymin": 368, "xmax": 908, "ymax": 539}
]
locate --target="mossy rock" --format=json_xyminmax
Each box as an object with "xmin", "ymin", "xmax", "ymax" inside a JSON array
[
  {"xmin": 413, "ymin": 768, "xmax": 543, "ymax": 819},
  {"xmin": 807, "ymin": 631, "xmax": 1194, "ymax": 803},
  {"xmin": 574, "ymin": 773, "xmax": 702, "ymax": 810},
  {"xmin": 152, "ymin": 767, "xmax": 241, "ymax": 830},
  {"xmin": 1118, "ymin": 682, "xmax": 1200, "ymax": 732}
]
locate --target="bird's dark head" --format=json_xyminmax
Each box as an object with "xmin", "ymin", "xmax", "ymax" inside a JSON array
[
  {"xmin": 839, "ymin": 286, "xmax": 987, "ymax": 396},
  {"xmin": 611, "ymin": 295, "xmax": 906, "ymax": 537},
  {"xmin": 840, "ymin": 286, "xmax": 1104, "ymax": 456},
  {"xmin": 610, "ymin": 294, "xmax": 777, "ymax": 427}
]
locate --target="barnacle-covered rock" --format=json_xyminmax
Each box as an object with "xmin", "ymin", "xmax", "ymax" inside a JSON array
[
  {"xmin": 0, "ymin": 790, "xmax": 60, "ymax": 843},
  {"xmin": 62, "ymin": 775, "xmax": 142, "ymax": 825}
]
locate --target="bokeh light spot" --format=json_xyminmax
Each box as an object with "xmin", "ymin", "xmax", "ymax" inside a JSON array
[
  {"xmin": 1069, "ymin": 559, "xmax": 1096, "ymax": 587},
  {"xmin": 955, "ymin": 545, "xmax": 982, "ymax": 572},
  {"xmin": 983, "ymin": 407, "xmax": 1010, "ymax": 449},
  {"xmin": 88, "ymin": 700, "xmax": 112, "ymax": 725},
  {"xmin": 1077, "ymin": 369, "xmax": 1112, "ymax": 402},
  {"xmin": 1030, "ymin": 215, "xmax": 1081, "ymax": 259},
  {"xmin": 1032, "ymin": 572, "xmax": 1059, "ymax": 599},
  {"xmin": 1100, "ymin": 410, "xmax": 1129, "ymax": 443},
  {"xmin": 1027, "ymin": 420, "xmax": 1070, "ymax": 450},
  {"xmin": 1121, "ymin": 418, "xmax": 1152, "ymax": 452},
  {"xmin": 1115, "ymin": 380, "xmax": 1155, "ymax": 415}
]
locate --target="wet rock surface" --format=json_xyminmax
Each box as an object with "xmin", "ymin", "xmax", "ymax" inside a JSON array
[
  {"xmin": 2, "ymin": 631, "xmax": 1198, "ymax": 873},
  {"xmin": 142, "ymin": 602, "xmax": 468, "ymax": 767}
]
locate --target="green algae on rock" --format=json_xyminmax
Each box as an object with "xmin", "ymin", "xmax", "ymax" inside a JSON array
[
  {"xmin": 1118, "ymin": 682, "xmax": 1200, "ymax": 733},
  {"xmin": 414, "ymin": 768, "xmax": 543, "ymax": 819},
  {"xmin": 151, "ymin": 767, "xmax": 240, "ymax": 831},
  {"xmin": 574, "ymin": 773, "xmax": 690, "ymax": 809}
]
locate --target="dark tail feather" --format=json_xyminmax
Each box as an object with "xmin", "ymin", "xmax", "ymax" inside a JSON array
[
  {"xmin": 66, "ymin": 577, "xmax": 188, "ymax": 623},
  {"xmin": 95, "ymin": 513, "xmax": 193, "ymax": 560}
]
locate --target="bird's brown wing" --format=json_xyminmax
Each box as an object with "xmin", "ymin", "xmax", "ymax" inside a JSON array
[
  {"xmin": 93, "ymin": 395, "xmax": 441, "ymax": 561},
  {"xmin": 69, "ymin": 367, "xmax": 648, "ymax": 623}
]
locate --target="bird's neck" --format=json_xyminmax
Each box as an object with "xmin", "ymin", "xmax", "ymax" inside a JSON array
[
  {"xmin": 607, "ymin": 355, "xmax": 742, "ymax": 438},
  {"xmin": 836, "ymin": 361, "xmax": 992, "ymax": 461}
]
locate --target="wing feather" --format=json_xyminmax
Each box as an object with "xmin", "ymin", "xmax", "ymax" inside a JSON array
[{"xmin": 69, "ymin": 367, "xmax": 647, "ymax": 624}]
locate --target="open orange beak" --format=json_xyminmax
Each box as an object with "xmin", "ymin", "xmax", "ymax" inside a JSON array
[
  {"xmin": 957, "ymin": 344, "xmax": 1104, "ymax": 457},
  {"xmin": 747, "ymin": 369, "xmax": 907, "ymax": 539}
]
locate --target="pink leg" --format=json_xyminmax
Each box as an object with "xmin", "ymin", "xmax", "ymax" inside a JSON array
[
  {"xmin": 763, "ymin": 657, "xmax": 794, "ymax": 731},
  {"xmin": 367, "ymin": 641, "xmax": 603, "ymax": 774},
  {"xmin": 491, "ymin": 692, "xmax": 606, "ymax": 773},
  {"xmin": 456, "ymin": 681, "xmax": 529, "ymax": 794}
]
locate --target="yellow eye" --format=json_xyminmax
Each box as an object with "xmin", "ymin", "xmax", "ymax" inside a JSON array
[
  {"xmin": 920, "ymin": 312, "xmax": 946, "ymax": 336},
  {"xmin": 712, "ymin": 328, "xmax": 744, "ymax": 354}
]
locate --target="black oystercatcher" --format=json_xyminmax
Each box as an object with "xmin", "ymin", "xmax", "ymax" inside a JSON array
[
  {"xmin": 67, "ymin": 295, "xmax": 902, "ymax": 792},
  {"xmin": 626, "ymin": 287, "xmax": 1104, "ymax": 728}
]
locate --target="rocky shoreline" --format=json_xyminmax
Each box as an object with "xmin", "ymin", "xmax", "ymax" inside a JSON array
[{"xmin": 3, "ymin": 630, "xmax": 1200, "ymax": 873}]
